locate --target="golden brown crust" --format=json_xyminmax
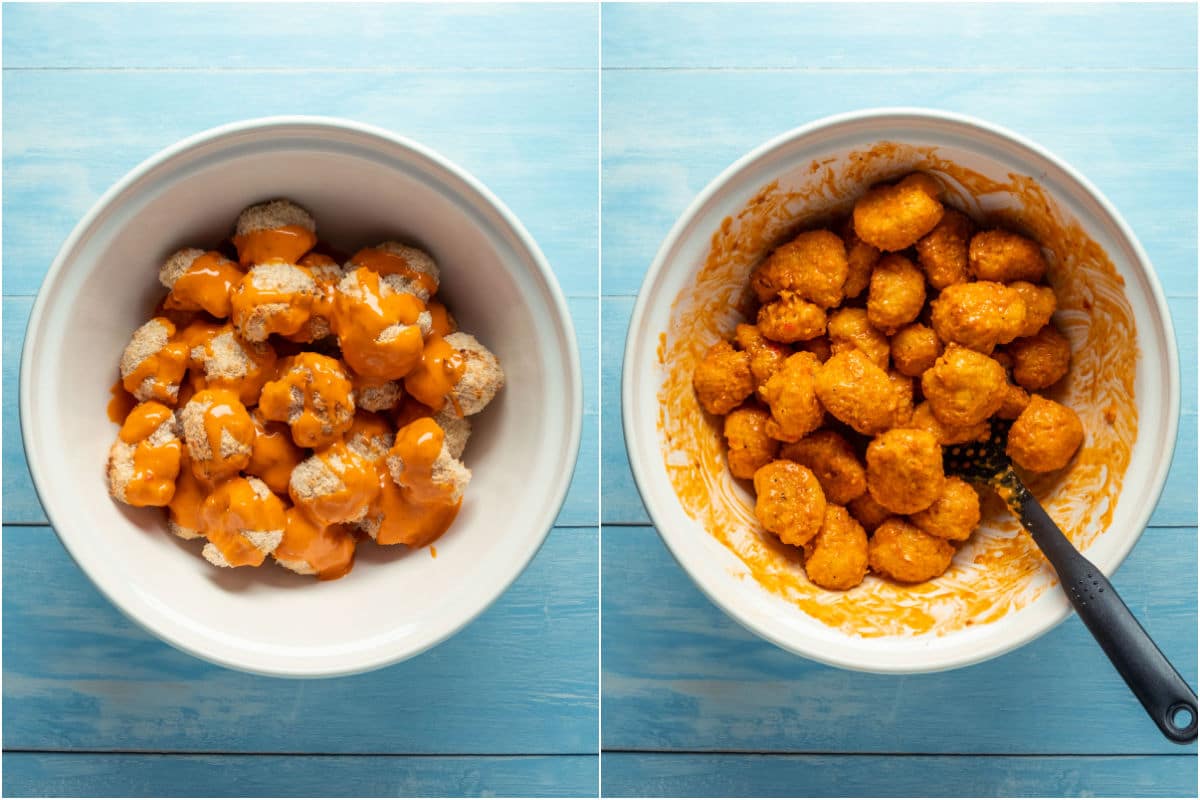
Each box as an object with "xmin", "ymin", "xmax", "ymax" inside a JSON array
[
  {"xmin": 1009, "ymin": 325, "xmax": 1071, "ymax": 390},
  {"xmin": 867, "ymin": 254, "xmax": 926, "ymax": 334},
  {"xmin": 779, "ymin": 429, "xmax": 866, "ymax": 505},
  {"xmin": 915, "ymin": 208, "xmax": 974, "ymax": 289},
  {"xmin": 750, "ymin": 229, "xmax": 848, "ymax": 308},
  {"xmin": 693, "ymin": 340, "xmax": 754, "ymax": 415},
  {"xmin": 1007, "ymin": 394, "xmax": 1084, "ymax": 472},
  {"xmin": 753, "ymin": 460, "xmax": 827, "ymax": 547},
  {"xmin": 803, "ymin": 505, "xmax": 869, "ymax": 590},
  {"xmin": 868, "ymin": 517, "xmax": 956, "ymax": 583},
  {"xmin": 865, "ymin": 428, "xmax": 945, "ymax": 514},
  {"xmin": 921, "ymin": 344, "xmax": 1007, "ymax": 427},
  {"xmin": 724, "ymin": 405, "xmax": 779, "ymax": 480}
]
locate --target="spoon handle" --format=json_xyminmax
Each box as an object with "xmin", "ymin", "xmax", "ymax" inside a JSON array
[{"xmin": 1011, "ymin": 481, "xmax": 1197, "ymax": 744}]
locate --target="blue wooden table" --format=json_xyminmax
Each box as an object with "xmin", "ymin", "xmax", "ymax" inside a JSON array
[
  {"xmin": 600, "ymin": 4, "xmax": 1198, "ymax": 797},
  {"xmin": 2, "ymin": 4, "xmax": 598, "ymax": 797}
]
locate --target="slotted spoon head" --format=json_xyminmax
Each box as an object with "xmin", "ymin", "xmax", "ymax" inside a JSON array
[{"xmin": 943, "ymin": 418, "xmax": 1016, "ymax": 485}]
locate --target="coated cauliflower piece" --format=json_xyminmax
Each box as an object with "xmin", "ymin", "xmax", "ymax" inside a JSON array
[
  {"xmin": 890, "ymin": 323, "xmax": 943, "ymax": 377},
  {"xmin": 852, "ymin": 173, "xmax": 945, "ymax": 251},
  {"xmin": 750, "ymin": 229, "xmax": 848, "ymax": 308},
  {"xmin": 866, "ymin": 428, "xmax": 945, "ymax": 514},
  {"xmin": 244, "ymin": 408, "xmax": 305, "ymax": 496},
  {"xmin": 1007, "ymin": 394, "xmax": 1084, "ymax": 472},
  {"xmin": 969, "ymin": 229, "xmax": 1047, "ymax": 283},
  {"xmin": 752, "ymin": 460, "xmax": 826, "ymax": 548},
  {"xmin": 867, "ymin": 254, "xmax": 926, "ymax": 334},
  {"xmin": 333, "ymin": 267, "xmax": 432, "ymax": 382},
  {"xmin": 259, "ymin": 353, "xmax": 356, "ymax": 448},
  {"xmin": 868, "ymin": 517, "xmax": 956, "ymax": 583},
  {"xmin": 1009, "ymin": 281, "xmax": 1058, "ymax": 339},
  {"xmin": 930, "ymin": 281, "xmax": 1027, "ymax": 354},
  {"xmin": 921, "ymin": 344, "xmax": 1008, "ymax": 427},
  {"xmin": 345, "ymin": 241, "xmax": 440, "ymax": 302},
  {"xmin": 186, "ymin": 323, "xmax": 277, "ymax": 406},
  {"xmin": 106, "ymin": 401, "xmax": 182, "ymax": 507},
  {"xmin": 274, "ymin": 507, "xmax": 358, "ymax": 580},
  {"xmin": 723, "ymin": 405, "xmax": 779, "ymax": 480},
  {"xmin": 848, "ymin": 492, "xmax": 892, "ymax": 534},
  {"xmin": 179, "ymin": 388, "xmax": 256, "ymax": 481},
  {"xmin": 827, "ymin": 307, "xmax": 890, "ymax": 369},
  {"xmin": 693, "ymin": 340, "xmax": 754, "ymax": 416},
  {"xmin": 289, "ymin": 440, "xmax": 381, "ymax": 526},
  {"xmin": 778, "ymin": 429, "xmax": 866, "ymax": 505},
  {"xmin": 735, "ymin": 323, "xmax": 789, "ymax": 392},
  {"xmin": 803, "ymin": 504, "xmax": 869, "ymax": 590},
  {"xmin": 915, "ymin": 208, "xmax": 974, "ymax": 289},
  {"xmin": 286, "ymin": 252, "xmax": 346, "ymax": 343},
  {"xmin": 159, "ymin": 248, "xmax": 244, "ymax": 318},
  {"xmin": 230, "ymin": 262, "xmax": 318, "ymax": 341},
  {"xmin": 814, "ymin": 349, "xmax": 901, "ymax": 435},
  {"xmin": 910, "ymin": 401, "xmax": 988, "ymax": 446},
  {"xmin": 996, "ymin": 382, "xmax": 1032, "ymax": 420},
  {"xmin": 441, "ymin": 332, "xmax": 505, "ymax": 416},
  {"xmin": 232, "ymin": 198, "xmax": 317, "ymax": 267},
  {"xmin": 120, "ymin": 317, "xmax": 189, "ymax": 404},
  {"xmin": 355, "ymin": 379, "xmax": 405, "ymax": 413},
  {"xmin": 756, "ymin": 291, "xmax": 827, "ymax": 343},
  {"xmin": 760, "ymin": 351, "xmax": 825, "ymax": 443},
  {"xmin": 200, "ymin": 476, "xmax": 286, "ymax": 569},
  {"xmin": 1009, "ymin": 324, "xmax": 1071, "ymax": 390},
  {"xmin": 910, "ymin": 477, "xmax": 980, "ymax": 542},
  {"xmin": 839, "ymin": 220, "xmax": 880, "ymax": 299}
]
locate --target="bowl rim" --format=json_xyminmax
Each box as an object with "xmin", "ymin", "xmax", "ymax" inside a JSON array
[
  {"xmin": 621, "ymin": 106, "xmax": 1180, "ymax": 674},
  {"xmin": 19, "ymin": 115, "xmax": 584, "ymax": 678}
]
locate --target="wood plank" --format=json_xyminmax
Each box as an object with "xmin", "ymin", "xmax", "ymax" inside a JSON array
[
  {"xmin": 600, "ymin": 752, "xmax": 1197, "ymax": 798},
  {"xmin": 2, "ymin": 752, "xmax": 597, "ymax": 798},
  {"xmin": 600, "ymin": 524, "xmax": 1197, "ymax": 755},
  {"xmin": 600, "ymin": 296, "xmax": 1198, "ymax": 527},
  {"xmin": 2, "ymin": 525, "xmax": 598, "ymax": 754},
  {"xmin": 602, "ymin": 3, "xmax": 1196, "ymax": 70},
  {"xmin": 3, "ymin": 3, "xmax": 598, "ymax": 70},
  {"xmin": 600, "ymin": 70, "xmax": 1196, "ymax": 296},
  {"xmin": 2, "ymin": 68, "xmax": 598, "ymax": 297},
  {"xmin": 2, "ymin": 295, "xmax": 598, "ymax": 527}
]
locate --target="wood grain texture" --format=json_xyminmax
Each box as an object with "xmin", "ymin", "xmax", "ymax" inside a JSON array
[
  {"xmin": 600, "ymin": 753, "xmax": 1197, "ymax": 798},
  {"xmin": 3, "ymin": 525, "xmax": 597, "ymax": 755},
  {"xmin": 3, "ymin": 753, "xmax": 598, "ymax": 798},
  {"xmin": 601, "ymin": 524, "xmax": 1197, "ymax": 757},
  {"xmin": 602, "ymin": 3, "xmax": 1197, "ymax": 70}
]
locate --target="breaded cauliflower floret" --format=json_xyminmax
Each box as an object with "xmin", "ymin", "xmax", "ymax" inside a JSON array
[
  {"xmin": 867, "ymin": 254, "xmax": 926, "ymax": 334},
  {"xmin": 915, "ymin": 208, "xmax": 973, "ymax": 289},
  {"xmin": 385, "ymin": 421, "xmax": 472, "ymax": 505},
  {"xmin": 752, "ymin": 460, "xmax": 826, "ymax": 548},
  {"xmin": 839, "ymin": 220, "xmax": 880, "ymax": 299},
  {"xmin": 866, "ymin": 428, "xmax": 945, "ymax": 515},
  {"xmin": 827, "ymin": 307, "xmax": 889, "ymax": 370},
  {"xmin": 868, "ymin": 517, "xmax": 956, "ymax": 583},
  {"xmin": 996, "ymin": 382, "xmax": 1031, "ymax": 420},
  {"xmin": 969, "ymin": 229, "xmax": 1048, "ymax": 283},
  {"xmin": 160, "ymin": 248, "xmax": 244, "ymax": 318},
  {"xmin": 435, "ymin": 407, "xmax": 472, "ymax": 460},
  {"xmin": 259, "ymin": 353, "xmax": 356, "ymax": 449},
  {"xmin": 930, "ymin": 281, "xmax": 1027, "ymax": 354},
  {"xmin": 1009, "ymin": 324, "xmax": 1071, "ymax": 390},
  {"xmin": 852, "ymin": 173, "xmax": 945, "ymax": 252},
  {"xmin": 888, "ymin": 369, "xmax": 914, "ymax": 426},
  {"xmin": 120, "ymin": 317, "xmax": 188, "ymax": 404},
  {"xmin": 443, "ymin": 332, "xmax": 505, "ymax": 416},
  {"xmin": 274, "ymin": 507, "xmax": 358, "ymax": 578},
  {"xmin": 230, "ymin": 262, "xmax": 317, "ymax": 342},
  {"xmin": 760, "ymin": 351, "xmax": 824, "ymax": 443},
  {"xmin": 756, "ymin": 291, "xmax": 827, "ymax": 343},
  {"xmin": 735, "ymin": 323, "xmax": 789, "ymax": 393},
  {"xmin": 750, "ymin": 229, "xmax": 848, "ymax": 308},
  {"xmin": 233, "ymin": 198, "xmax": 317, "ymax": 266},
  {"xmin": 1009, "ymin": 281, "xmax": 1058, "ymax": 339},
  {"xmin": 910, "ymin": 477, "xmax": 981, "ymax": 542},
  {"xmin": 180, "ymin": 388, "xmax": 256, "ymax": 481},
  {"xmin": 921, "ymin": 344, "xmax": 1008, "ymax": 427},
  {"xmin": 802, "ymin": 504, "xmax": 869, "ymax": 590},
  {"xmin": 189, "ymin": 326, "xmax": 277, "ymax": 406},
  {"xmin": 286, "ymin": 253, "xmax": 347, "ymax": 343},
  {"xmin": 166, "ymin": 455, "xmax": 208, "ymax": 540},
  {"xmin": 107, "ymin": 401, "xmax": 182, "ymax": 507},
  {"xmin": 693, "ymin": 340, "xmax": 754, "ymax": 416},
  {"xmin": 346, "ymin": 241, "xmax": 441, "ymax": 302},
  {"xmin": 910, "ymin": 401, "xmax": 988, "ymax": 446},
  {"xmin": 723, "ymin": 405, "xmax": 779, "ymax": 480},
  {"xmin": 200, "ymin": 476, "xmax": 286, "ymax": 569},
  {"xmin": 848, "ymin": 492, "xmax": 891, "ymax": 534},
  {"xmin": 796, "ymin": 335, "xmax": 832, "ymax": 362},
  {"xmin": 333, "ymin": 267, "xmax": 432, "ymax": 382},
  {"xmin": 244, "ymin": 408, "xmax": 305, "ymax": 496},
  {"xmin": 356, "ymin": 380, "xmax": 404, "ymax": 413},
  {"xmin": 890, "ymin": 323, "xmax": 943, "ymax": 377},
  {"xmin": 813, "ymin": 349, "xmax": 901, "ymax": 435},
  {"xmin": 779, "ymin": 429, "xmax": 866, "ymax": 505},
  {"xmin": 290, "ymin": 440, "xmax": 381, "ymax": 526},
  {"xmin": 1007, "ymin": 394, "xmax": 1084, "ymax": 472},
  {"xmin": 344, "ymin": 412, "xmax": 397, "ymax": 464}
]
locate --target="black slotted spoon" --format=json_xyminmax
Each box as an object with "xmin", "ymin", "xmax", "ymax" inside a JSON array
[{"xmin": 945, "ymin": 419, "xmax": 1197, "ymax": 744}]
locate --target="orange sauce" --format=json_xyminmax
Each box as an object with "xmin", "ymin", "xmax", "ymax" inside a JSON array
[
  {"xmin": 246, "ymin": 409, "xmax": 305, "ymax": 495},
  {"xmin": 117, "ymin": 401, "xmax": 183, "ymax": 506},
  {"xmin": 164, "ymin": 251, "xmax": 243, "ymax": 318},
  {"xmin": 107, "ymin": 379, "xmax": 138, "ymax": 423},
  {"xmin": 430, "ymin": 545, "xmax": 438, "ymax": 559},
  {"xmin": 346, "ymin": 411, "xmax": 395, "ymax": 462},
  {"xmin": 168, "ymin": 454, "xmax": 212, "ymax": 534},
  {"xmin": 348, "ymin": 246, "xmax": 438, "ymax": 297},
  {"xmin": 372, "ymin": 418, "xmax": 462, "ymax": 547},
  {"xmin": 290, "ymin": 440, "xmax": 380, "ymax": 526},
  {"xmin": 258, "ymin": 353, "xmax": 355, "ymax": 448},
  {"xmin": 657, "ymin": 142, "xmax": 1139, "ymax": 637},
  {"xmin": 393, "ymin": 396, "xmax": 436, "ymax": 429},
  {"xmin": 230, "ymin": 263, "xmax": 316, "ymax": 339},
  {"xmin": 232, "ymin": 225, "xmax": 316, "ymax": 267},
  {"xmin": 122, "ymin": 318, "xmax": 189, "ymax": 404},
  {"xmin": 427, "ymin": 301, "xmax": 456, "ymax": 337},
  {"xmin": 403, "ymin": 334, "xmax": 465, "ymax": 412},
  {"xmin": 275, "ymin": 507, "xmax": 357, "ymax": 581},
  {"xmin": 200, "ymin": 477, "xmax": 287, "ymax": 568},
  {"xmin": 181, "ymin": 322, "xmax": 278, "ymax": 405},
  {"xmin": 332, "ymin": 268, "xmax": 427, "ymax": 381},
  {"xmin": 189, "ymin": 388, "xmax": 255, "ymax": 480}
]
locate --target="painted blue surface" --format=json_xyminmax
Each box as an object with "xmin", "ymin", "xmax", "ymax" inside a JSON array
[
  {"xmin": 2, "ymin": 4, "xmax": 598, "ymax": 798},
  {"xmin": 600, "ymin": 3, "xmax": 1198, "ymax": 797}
]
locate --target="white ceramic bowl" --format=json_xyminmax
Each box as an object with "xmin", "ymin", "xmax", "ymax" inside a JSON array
[
  {"xmin": 21, "ymin": 117, "xmax": 582, "ymax": 677},
  {"xmin": 623, "ymin": 108, "xmax": 1178, "ymax": 673}
]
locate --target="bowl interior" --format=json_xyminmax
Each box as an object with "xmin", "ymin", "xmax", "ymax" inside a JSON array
[
  {"xmin": 22, "ymin": 121, "xmax": 580, "ymax": 676},
  {"xmin": 624, "ymin": 112, "xmax": 1176, "ymax": 673}
]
